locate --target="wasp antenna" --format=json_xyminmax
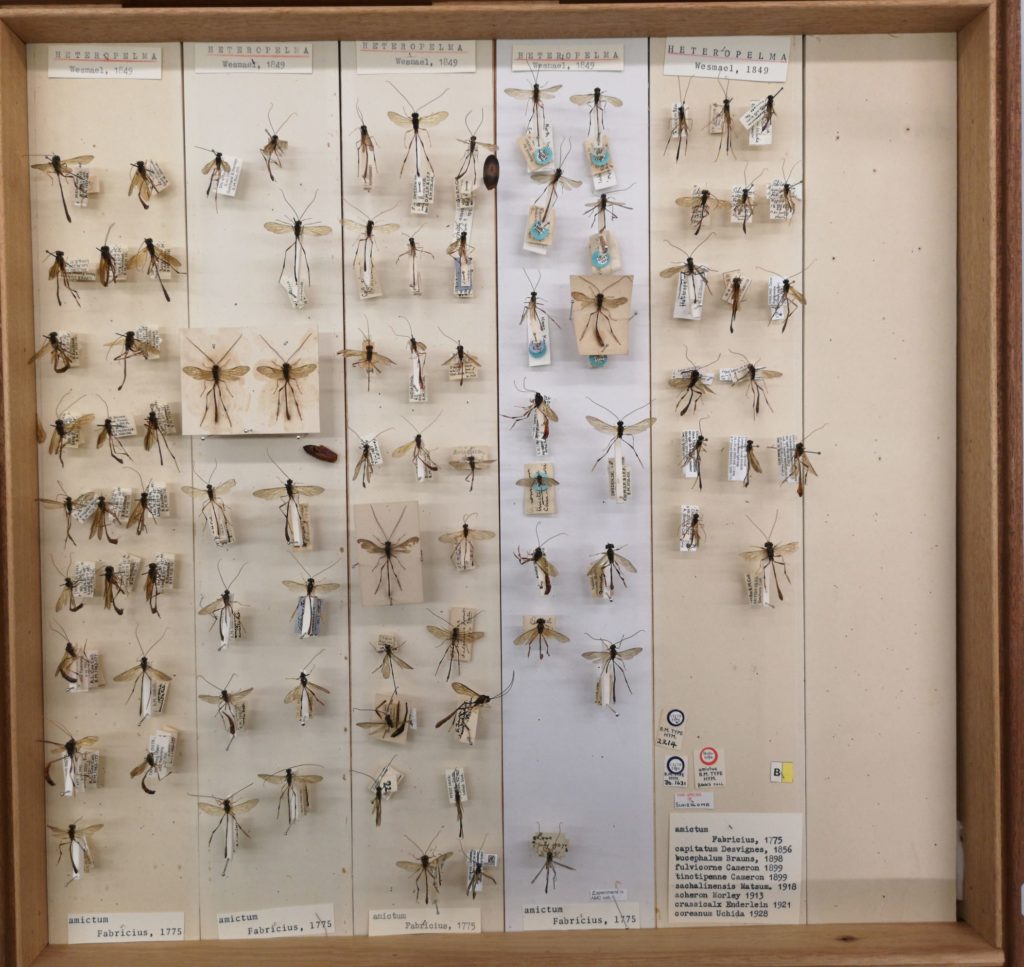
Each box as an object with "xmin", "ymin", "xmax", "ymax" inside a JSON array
[
  {"xmin": 302, "ymin": 648, "xmax": 326, "ymax": 673},
  {"xmin": 290, "ymin": 552, "xmax": 313, "ymax": 580},
  {"xmin": 299, "ymin": 190, "xmax": 318, "ymax": 221},
  {"xmin": 228, "ymin": 561, "xmax": 248, "ymax": 589}
]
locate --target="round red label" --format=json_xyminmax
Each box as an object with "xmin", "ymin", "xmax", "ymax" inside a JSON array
[{"xmin": 699, "ymin": 746, "xmax": 718, "ymax": 766}]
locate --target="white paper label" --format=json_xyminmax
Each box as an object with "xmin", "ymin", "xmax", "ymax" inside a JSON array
[
  {"xmin": 511, "ymin": 43, "xmax": 625, "ymax": 73},
  {"xmin": 590, "ymin": 888, "xmax": 628, "ymax": 902},
  {"xmin": 664, "ymin": 754, "xmax": 689, "ymax": 788},
  {"xmin": 674, "ymin": 791, "xmax": 715, "ymax": 809},
  {"xmin": 695, "ymin": 745, "xmax": 726, "ymax": 788},
  {"xmin": 775, "ymin": 434, "xmax": 797, "ymax": 481},
  {"xmin": 194, "ymin": 43, "xmax": 313, "ymax": 74},
  {"xmin": 664, "ymin": 36, "xmax": 791, "ymax": 83},
  {"xmin": 67, "ymin": 912, "xmax": 183, "ymax": 944},
  {"xmin": 356, "ymin": 40, "xmax": 476, "ymax": 74},
  {"xmin": 728, "ymin": 435, "xmax": 749, "ymax": 482},
  {"xmin": 368, "ymin": 908, "xmax": 481, "ymax": 936},
  {"xmin": 49, "ymin": 46, "xmax": 162, "ymax": 80},
  {"xmin": 217, "ymin": 904, "xmax": 335, "ymax": 939},
  {"xmin": 522, "ymin": 902, "xmax": 640, "ymax": 930},
  {"xmin": 669, "ymin": 812, "xmax": 803, "ymax": 923},
  {"xmin": 656, "ymin": 706, "xmax": 686, "ymax": 750}
]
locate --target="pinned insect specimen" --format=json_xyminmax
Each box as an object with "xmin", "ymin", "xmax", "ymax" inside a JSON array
[
  {"xmin": 681, "ymin": 418, "xmax": 709, "ymax": 490},
  {"xmin": 304, "ymin": 444, "xmax": 337, "ymax": 463},
  {"xmin": 396, "ymin": 227, "xmax": 432, "ymax": 295},
  {"xmin": 183, "ymin": 334, "xmax": 249, "ymax": 428},
  {"xmin": 38, "ymin": 483, "xmax": 93, "ymax": 547},
  {"xmin": 356, "ymin": 694, "xmax": 410, "ymax": 741},
  {"xmin": 253, "ymin": 455, "xmax": 324, "ymax": 548},
  {"xmin": 666, "ymin": 76, "xmax": 694, "ymax": 161},
  {"xmin": 107, "ymin": 328, "xmax": 159, "ymax": 392},
  {"xmin": 729, "ymin": 353, "xmax": 782, "ymax": 417},
  {"xmin": 438, "ymin": 514, "xmax": 495, "ymax": 572},
  {"xmin": 449, "ymin": 449, "xmax": 495, "ymax": 492},
  {"xmin": 428, "ymin": 609, "xmax": 484, "ymax": 681},
  {"xmin": 198, "ymin": 561, "xmax": 246, "ymax": 649},
  {"xmin": 182, "ymin": 464, "xmax": 235, "ymax": 546},
  {"xmin": 388, "ymin": 83, "xmax": 449, "ymax": 179},
  {"xmin": 742, "ymin": 512, "xmax": 799, "ymax": 603},
  {"xmin": 581, "ymin": 631, "xmax": 644, "ymax": 708},
  {"xmin": 680, "ymin": 506, "xmax": 706, "ymax": 551},
  {"xmin": 43, "ymin": 722, "xmax": 98, "ymax": 796},
  {"xmin": 516, "ymin": 466, "xmax": 560, "ymax": 505},
  {"xmin": 48, "ymin": 821, "xmax": 102, "ymax": 884},
  {"xmin": 661, "ymin": 234, "xmax": 715, "ymax": 320},
  {"xmin": 584, "ymin": 186, "xmax": 633, "ymax": 269},
  {"xmin": 143, "ymin": 557, "xmax": 173, "ymax": 616},
  {"xmin": 356, "ymin": 505, "xmax": 421, "ymax": 606},
  {"xmin": 259, "ymin": 765, "xmax": 323, "ymax": 832},
  {"xmin": 445, "ymin": 768, "xmax": 468, "ymax": 838},
  {"xmin": 447, "ymin": 230, "xmax": 474, "ymax": 295},
  {"xmin": 128, "ymin": 161, "xmax": 159, "ymax": 210},
  {"xmin": 722, "ymin": 271, "xmax": 750, "ymax": 333},
  {"xmin": 440, "ymin": 330, "xmax": 481, "ymax": 386},
  {"xmin": 350, "ymin": 426, "xmax": 391, "ymax": 489},
  {"xmin": 731, "ymin": 166, "xmax": 766, "ymax": 234},
  {"xmin": 260, "ymin": 106, "xmax": 294, "ymax": 181},
  {"xmin": 514, "ymin": 526, "xmax": 563, "ymax": 596},
  {"xmin": 283, "ymin": 557, "xmax": 340, "ymax": 638},
  {"xmin": 353, "ymin": 105, "xmax": 380, "ymax": 191},
  {"xmin": 198, "ymin": 147, "xmax": 231, "ymax": 208},
  {"xmin": 518, "ymin": 271, "xmax": 559, "ymax": 364},
  {"xmin": 88, "ymin": 495, "xmax": 120, "ymax": 545},
  {"xmin": 392, "ymin": 413, "xmax": 441, "ymax": 481},
  {"xmin": 343, "ymin": 203, "xmax": 400, "ymax": 298},
  {"xmin": 95, "ymin": 402, "xmax": 132, "ymax": 466},
  {"xmin": 124, "ymin": 470, "xmax": 162, "ymax": 536},
  {"xmin": 31, "ymin": 153, "xmax": 94, "ymax": 222},
  {"xmin": 340, "ymin": 322, "xmax": 397, "ymax": 389},
  {"xmin": 285, "ymin": 651, "xmax": 330, "ymax": 726},
  {"xmin": 264, "ymin": 191, "xmax": 333, "ymax": 294},
  {"xmin": 30, "ymin": 331, "xmax": 77, "ymax": 374},
  {"xmin": 742, "ymin": 439, "xmax": 762, "ymax": 487},
  {"xmin": 455, "ymin": 110, "xmax": 498, "ymax": 196},
  {"xmin": 531, "ymin": 828, "xmax": 573, "ymax": 893},
  {"xmin": 394, "ymin": 317, "xmax": 427, "ymax": 400},
  {"xmin": 758, "ymin": 264, "xmax": 809, "ymax": 332},
  {"xmin": 46, "ymin": 392, "xmax": 92, "ymax": 468},
  {"xmin": 759, "ymin": 87, "xmax": 783, "ymax": 133},
  {"xmin": 778, "ymin": 426, "xmax": 824, "ymax": 498},
  {"xmin": 505, "ymin": 380, "xmax": 559, "ymax": 446},
  {"xmin": 397, "ymin": 832, "xmax": 452, "ymax": 905},
  {"xmin": 571, "ymin": 275, "xmax": 631, "ymax": 351},
  {"xmin": 351, "ymin": 758, "xmax": 400, "ymax": 828},
  {"xmin": 95, "ymin": 223, "xmax": 120, "ymax": 286},
  {"xmin": 198, "ymin": 674, "xmax": 252, "ymax": 750},
  {"xmin": 100, "ymin": 564, "xmax": 126, "ymax": 615},
  {"xmin": 506, "ymin": 66, "xmax": 562, "ymax": 167},
  {"xmin": 130, "ymin": 750, "xmax": 169, "ymax": 795},
  {"xmin": 52, "ymin": 555, "xmax": 85, "ymax": 613},
  {"xmin": 680, "ymin": 186, "xmax": 725, "ymax": 237},
  {"xmin": 669, "ymin": 349, "xmax": 718, "ymax": 416},
  {"xmin": 711, "ymin": 81, "xmax": 736, "ymax": 160},
  {"xmin": 254, "ymin": 332, "xmax": 317, "ymax": 424},
  {"xmin": 587, "ymin": 543, "xmax": 637, "ymax": 601},
  {"xmin": 526, "ymin": 143, "xmax": 582, "ymax": 247},
  {"xmin": 465, "ymin": 840, "xmax": 498, "ymax": 898},
  {"xmin": 587, "ymin": 399, "xmax": 656, "ymax": 469},
  {"xmin": 52, "ymin": 622, "xmax": 91, "ymax": 685},
  {"xmin": 44, "ymin": 250, "xmax": 80, "ymax": 307},
  {"xmin": 126, "ymin": 238, "xmax": 183, "ymax": 302},
  {"xmin": 435, "ymin": 676, "xmax": 513, "ymax": 746},
  {"xmin": 143, "ymin": 404, "xmax": 178, "ymax": 470},
  {"xmin": 515, "ymin": 616, "xmax": 569, "ymax": 660},
  {"xmin": 113, "ymin": 628, "xmax": 171, "ymax": 725},
  {"xmin": 571, "ymin": 86, "xmax": 622, "ymax": 137},
  {"xmin": 196, "ymin": 784, "xmax": 258, "ymax": 875},
  {"xmin": 769, "ymin": 160, "xmax": 803, "ymax": 220},
  {"xmin": 371, "ymin": 635, "xmax": 413, "ymax": 691}
]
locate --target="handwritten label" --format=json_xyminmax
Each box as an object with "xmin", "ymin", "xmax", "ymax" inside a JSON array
[
  {"xmin": 368, "ymin": 908, "xmax": 481, "ymax": 936},
  {"xmin": 67, "ymin": 912, "xmax": 183, "ymax": 944},
  {"xmin": 695, "ymin": 745, "xmax": 726, "ymax": 788},
  {"xmin": 357, "ymin": 40, "xmax": 476, "ymax": 74},
  {"xmin": 194, "ymin": 43, "xmax": 313, "ymax": 74},
  {"xmin": 49, "ymin": 46, "xmax": 161, "ymax": 79},
  {"xmin": 217, "ymin": 904, "xmax": 334, "ymax": 939},
  {"xmin": 669, "ymin": 812, "xmax": 803, "ymax": 923},
  {"xmin": 522, "ymin": 902, "xmax": 640, "ymax": 930},
  {"xmin": 664, "ymin": 36, "xmax": 790, "ymax": 83},
  {"xmin": 512, "ymin": 43, "xmax": 624, "ymax": 73},
  {"xmin": 656, "ymin": 706, "xmax": 686, "ymax": 750},
  {"xmin": 674, "ymin": 791, "xmax": 715, "ymax": 809}
]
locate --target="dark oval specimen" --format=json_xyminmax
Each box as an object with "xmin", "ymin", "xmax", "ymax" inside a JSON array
[
  {"xmin": 483, "ymin": 154, "xmax": 500, "ymax": 191},
  {"xmin": 303, "ymin": 444, "xmax": 337, "ymax": 463}
]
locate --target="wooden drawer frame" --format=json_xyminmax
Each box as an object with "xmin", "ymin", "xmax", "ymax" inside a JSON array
[{"xmin": 0, "ymin": 2, "xmax": 1019, "ymax": 964}]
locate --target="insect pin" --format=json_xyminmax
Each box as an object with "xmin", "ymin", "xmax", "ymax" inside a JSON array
[
  {"xmin": 260, "ymin": 105, "xmax": 294, "ymax": 181},
  {"xmin": 285, "ymin": 650, "xmax": 330, "ymax": 726},
  {"xmin": 130, "ymin": 750, "xmax": 169, "ymax": 795},
  {"xmin": 729, "ymin": 352, "xmax": 782, "ymax": 417},
  {"xmin": 125, "ymin": 238, "xmax": 182, "ymax": 302},
  {"xmin": 142, "ymin": 404, "xmax": 179, "ymax": 471},
  {"xmin": 195, "ymin": 784, "xmax": 259, "ymax": 875},
  {"xmin": 197, "ymin": 147, "xmax": 231, "ymax": 209},
  {"xmin": 107, "ymin": 327, "xmax": 160, "ymax": 392},
  {"xmin": 505, "ymin": 66, "xmax": 562, "ymax": 166},
  {"xmin": 356, "ymin": 504, "xmax": 420, "ymax": 606},
  {"xmin": 282, "ymin": 557, "xmax": 340, "ymax": 638},
  {"xmin": 711, "ymin": 80, "xmax": 736, "ymax": 160},
  {"xmin": 504, "ymin": 379, "xmax": 558, "ymax": 446},
  {"xmin": 758, "ymin": 263, "xmax": 811, "ymax": 333},
  {"xmin": 777, "ymin": 426, "xmax": 825, "ymax": 498},
  {"xmin": 28, "ymin": 329, "xmax": 76, "ymax": 374},
  {"xmin": 396, "ymin": 831, "xmax": 452, "ymax": 906},
  {"xmin": 258, "ymin": 764, "xmax": 323, "ymax": 832},
  {"xmin": 438, "ymin": 513, "xmax": 495, "ymax": 572},
  {"xmin": 448, "ymin": 449, "xmax": 495, "ymax": 493},
  {"xmin": 350, "ymin": 426, "xmax": 391, "ymax": 489},
  {"xmin": 387, "ymin": 83, "xmax": 449, "ymax": 179},
  {"xmin": 253, "ymin": 454, "xmax": 324, "ymax": 548},
  {"xmin": 581, "ymin": 631, "xmax": 644, "ymax": 710},
  {"xmin": 113, "ymin": 628, "xmax": 171, "ymax": 726},
  {"xmin": 440, "ymin": 330, "xmax": 481, "ymax": 387},
  {"xmin": 455, "ymin": 109, "xmax": 498, "ymax": 197},
  {"xmin": 396, "ymin": 226, "xmax": 433, "ymax": 295},
  {"xmin": 392, "ymin": 412, "xmax": 442, "ymax": 481},
  {"xmin": 42, "ymin": 721, "xmax": 98, "ymax": 796},
  {"xmin": 264, "ymin": 191, "xmax": 333, "ymax": 296},
  {"xmin": 198, "ymin": 562, "xmax": 246, "ymax": 649},
  {"xmin": 48, "ymin": 820, "xmax": 102, "ymax": 885},
  {"xmin": 514, "ymin": 525, "xmax": 564, "ymax": 596},
  {"xmin": 731, "ymin": 165, "xmax": 766, "ymax": 235},
  {"xmin": 571, "ymin": 274, "xmax": 631, "ymax": 351},
  {"xmin": 51, "ymin": 555, "xmax": 85, "ymax": 613},
  {"xmin": 681, "ymin": 417, "xmax": 709, "ymax": 491},
  {"xmin": 46, "ymin": 392, "xmax": 92, "ymax": 468},
  {"xmin": 128, "ymin": 161, "xmax": 159, "ymax": 210},
  {"xmin": 587, "ymin": 543, "xmax": 637, "ymax": 602},
  {"xmin": 356, "ymin": 694, "xmax": 410, "ymax": 741},
  {"xmin": 183, "ymin": 334, "xmax": 250, "ymax": 427},
  {"xmin": 38, "ymin": 481, "xmax": 94, "ymax": 547},
  {"xmin": 518, "ymin": 271, "xmax": 559, "ymax": 362},
  {"xmin": 680, "ymin": 185, "xmax": 726, "ymax": 237},
  {"xmin": 342, "ymin": 203, "xmax": 400, "ymax": 297},
  {"xmin": 660, "ymin": 234, "xmax": 716, "ymax": 317},
  {"xmin": 256, "ymin": 332, "xmax": 318, "ymax": 423},
  {"xmin": 198, "ymin": 674, "xmax": 252, "ymax": 750},
  {"xmin": 427, "ymin": 609, "xmax": 485, "ymax": 681},
  {"xmin": 435, "ymin": 676, "xmax": 514, "ymax": 746},
  {"xmin": 44, "ymin": 249, "xmax": 80, "ymax": 307},
  {"xmin": 531, "ymin": 827, "xmax": 573, "ymax": 893},
  {"xmin": 96, "ymin": 223, "xmax": 120, "ymax": 286},
  {"xmin": 665, "ymin": 76, "xmax": 694, "ymax": 161},
  {"xmin": 181, "ymin": 462, "xmax": 235, "ymax": 546},
  {"xmin": 349, "ymin": 757, "xmax": 399, "ymax": 828},
  {"xmin": 339, "ymin": 320, "xmax": 397, "ymax": 390},
  {"xmin": 371, "ymin": 635, "xmax": 413, "ymax": 692},
  {"xmin": 527, "ymin": 140, "xmax": 582, "ymax": 245},
  {"xmin": 514, "ymin": 616, "xmax": 569, "ymax": 660},
  {"xmin": 30, "ymin": 152, "xmax": 94, "ymax": 222},
  {"xmin": 352, "ymin": 104, "xmax": 379, "ymax": 191},
  {"xmin": 669, "ymin": 348, "xmax": 719, "ymax": 416}
]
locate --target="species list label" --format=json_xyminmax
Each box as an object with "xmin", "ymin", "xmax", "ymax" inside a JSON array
[
  {"xmin": 368, "ymin": 908, "xmax": 480, "ymax": 936},
  {"xmin": 67, "ymin": 912, "xmax": 183, "ymax": 944},
  {"xmin": 194, "ymin": 43, "xmax": 313, "ymax": 74},
  {"xmin": 521, "ymin": 902, "xmax": 640, "ymax": 931},
  {"xmin": 217, "ymin": 904, "xmax": 335, "ymax": 939},
  {"xmin": 669, "ymin": 812, "xmax": 803, "ymax": 924},
  {"xmin": 664, "ymin": 36, "xmax": 790, "ymax": 82},
  {"xmin": 356, "ymin": 40, "xmax": 476, "ymax": 74},
  {"xmin": 49, "ymin": 45, "xmax": 162, "ymax": 79}
]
